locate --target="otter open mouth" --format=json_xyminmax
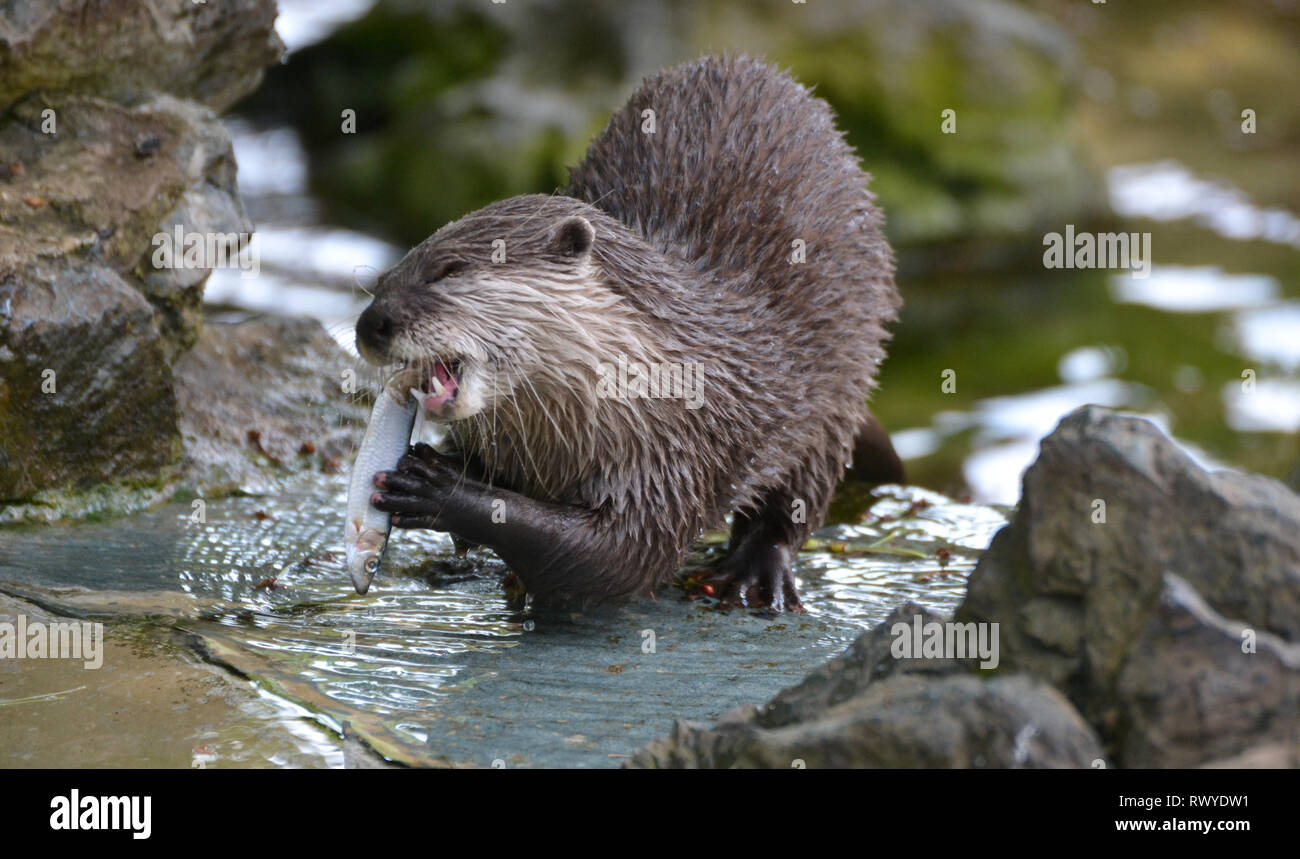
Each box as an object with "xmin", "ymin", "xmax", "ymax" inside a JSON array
[
  {"xmin": 388, "ymin": 357, "xmax": 462, "ymax": 416},
  {"xmin": 421, "ymin": 358, "xmax": 461, "ymax": 412}
]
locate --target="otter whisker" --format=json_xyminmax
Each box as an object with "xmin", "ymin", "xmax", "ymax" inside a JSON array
[{"xmin": 514, "ymin": 363, "xmax": 572, "ymax": 460}]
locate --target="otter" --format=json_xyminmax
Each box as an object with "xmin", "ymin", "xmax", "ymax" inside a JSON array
[{"xmin": 356, "ymin": 55, "xmax": 902, "ymax": 611}]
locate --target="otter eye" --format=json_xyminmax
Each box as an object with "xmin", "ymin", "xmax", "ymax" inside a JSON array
[{"xmin": 429, "ymin": 260, "xmax": 468, "ymax": 283}]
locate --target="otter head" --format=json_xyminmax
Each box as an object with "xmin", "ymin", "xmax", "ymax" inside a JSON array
[{"xmin": 355, "ymin": 195, "xmax": 610, "ymax": 423}]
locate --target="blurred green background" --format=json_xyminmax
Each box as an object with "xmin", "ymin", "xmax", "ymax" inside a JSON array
[{"xmin": 237, "ymin": 0, "xmax": 1300, "ymax": 502}]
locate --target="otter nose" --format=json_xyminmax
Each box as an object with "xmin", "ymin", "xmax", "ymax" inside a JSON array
[{"xmin": 356, "ymin": 303, "xmax": 394, "ymax": 361}]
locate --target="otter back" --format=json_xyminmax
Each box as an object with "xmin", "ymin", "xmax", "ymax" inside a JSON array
[{"xmin": 569, "ymin": 55, "xmax": 898, "ymax": 325}]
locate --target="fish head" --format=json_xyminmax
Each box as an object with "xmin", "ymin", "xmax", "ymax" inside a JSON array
[{"xmin": 346, "ymin": 523, "xmax": 386, "ymax": 595}]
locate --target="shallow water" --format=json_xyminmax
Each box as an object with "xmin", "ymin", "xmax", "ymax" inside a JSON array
[{"xmin": 0, "ymin": 481, "xmax": 999, "ymax": 767}]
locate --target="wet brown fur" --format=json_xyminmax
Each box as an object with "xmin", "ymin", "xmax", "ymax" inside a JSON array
[{"xmin": 363, "ymin": 56, "xmax": 900, "ymax": 604}]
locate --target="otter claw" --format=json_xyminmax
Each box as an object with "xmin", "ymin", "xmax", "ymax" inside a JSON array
[{"xmin": 711, "ymin": 543, "xmax": 803, "ymax": 612}]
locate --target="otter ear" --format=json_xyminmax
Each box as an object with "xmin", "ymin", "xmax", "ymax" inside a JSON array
[{"xmin": 552, "ymin": 216, "xmax": 595, "ymax": 259}]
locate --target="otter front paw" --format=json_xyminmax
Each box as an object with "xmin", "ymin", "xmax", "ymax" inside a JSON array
[{"xmin": 371, "ymin": 445, "xmax": 468, "ymax": 531}]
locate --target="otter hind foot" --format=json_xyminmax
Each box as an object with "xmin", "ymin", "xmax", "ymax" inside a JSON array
[{"xmin": 712, "ymin": 539, "xmax": 803, "ymax": 613}]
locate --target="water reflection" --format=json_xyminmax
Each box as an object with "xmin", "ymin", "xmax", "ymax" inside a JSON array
[
  {"xmin": 275, "ymin": 0, "xmax": 378, "ymax": 54},
  {"xmin": 1111, "ymin": 266, "xmax": 1279, "ymax": 313},
  {"xmin": 1109, "ymin": 161, "xmax": 1300, "ymax": 249},
  {"xmin": 1230, "ymin": 302, "xmax": 1300, "ymax": 372}
]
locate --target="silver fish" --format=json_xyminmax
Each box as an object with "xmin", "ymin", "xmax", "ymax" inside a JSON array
[{"xmin": 344, "ymin": 386, "xmax": 418, "ymax": 594}]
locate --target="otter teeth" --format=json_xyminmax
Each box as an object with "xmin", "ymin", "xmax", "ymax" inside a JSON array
[{"xmin": 416, "ymin": 359, "xmax": 460, "ymax": 414}]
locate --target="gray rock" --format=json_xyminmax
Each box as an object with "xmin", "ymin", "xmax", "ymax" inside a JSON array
[
  {"xmin": 635, "ymin": 407, "xmax": 1300, "ymax": 768},
  {"xmin": 1, "ymin": 311, "xmax": 367, "ymax": 522},
  {"xmin": 132, "ymin": 95, "xmax": 255, "ymax": 358},
  {"xmin": 0, "ymin": 94, "xmax": 251, "ymax": 357},
  {"xmin": 1202, "ymin": 741, "xmax": 1300, "ymax": 769},
  {"xmin": 0, "ymin": 258, "xmax": 179, "ymax": 511},
  {"xmin": 0, "ymin": 13, "xmax": 285, "ymax": 516},
  {"xmin": 0, "ymin": 0, "xmax": 283, "ymax": 112},
  {"xmin": 630, "ymin": 672, "xmax": 1102, "ymax": 769},
  {"xmin": 0, "ymin": 0, "xmax": 286, "ymax": 517},
  {"xmin": 1112, "ymin": 573, "xmax": 1300, "ymax": 767},
  {"xmin": 174, "ymin": 315, "xmax": 367, "ymax": 499},
  {"xmin": 755, "ymin": 602, "xmax": 962, "ymax": 729},
  {"xmin": 0, "ymin": 93, "xmax": 257, "ymax": 513},
  {"xmin": 629, "ymin": 604, "xmax": 1103, "ymax": 768},
  {"xmin": 957, "ymin": 406, "xmax": 1300, "ymax": 765}
]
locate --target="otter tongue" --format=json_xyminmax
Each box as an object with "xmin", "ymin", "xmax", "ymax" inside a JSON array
[{"xmin": 424, "ymin": 361, "xmax": 458, "ymax": 410}]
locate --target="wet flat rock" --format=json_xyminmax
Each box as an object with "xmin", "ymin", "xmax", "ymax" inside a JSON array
[
  {"xmin": 0, "ymin": 483, "xmax": 990, "ymax": 768},
  {"xmin": 0, "ymin": 593, "xmax": 342, "ymax": 768}
]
